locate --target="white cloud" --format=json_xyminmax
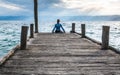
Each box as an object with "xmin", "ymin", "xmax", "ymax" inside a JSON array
[
  {"xmin": 0, "ymin": 0, "xmax": 31, "ymax": 16},
  {"xmin": 0, "ymin": 0, "xmax": 119, "ymax": 16},
  {"xmin": 0, "ymin": 1, "xmax": 24, "ymax": 11},
  {"xmin": 61, "ymin": 0, "xmax": 120, "ymax": 15}
]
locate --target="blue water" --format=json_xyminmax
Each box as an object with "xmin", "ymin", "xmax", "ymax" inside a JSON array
[
  {"xmin": 0, "ymin": 21, "xmax": 29, "ymax": 59},
  {"xmin": 0, "ymin": 21, "xmax": 120, "ymax": 59}
]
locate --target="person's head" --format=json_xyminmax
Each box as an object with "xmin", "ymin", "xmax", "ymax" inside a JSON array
[{"xmin": 57, "ymin": 19, "xmax": 60, "ymax": 23}]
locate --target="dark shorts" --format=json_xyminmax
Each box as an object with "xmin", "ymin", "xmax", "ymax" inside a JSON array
[{"xmin": 55, "ymin": 30, "xmax": 63, "ymax": 33}]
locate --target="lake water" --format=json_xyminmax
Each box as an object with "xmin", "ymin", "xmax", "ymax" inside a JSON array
[{"xmin": 0, "ymin": 21, "xmax": 120, "ymax": 59}]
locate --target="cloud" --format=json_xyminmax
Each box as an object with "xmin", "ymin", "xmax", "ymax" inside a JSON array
[
  {"xmin": 0, "ymin": 3, "xmax": 22, "ymax": 10},
  {"xmin": 38, "ymin": 0, "xmax": 120, "ymax": 16},
  {"xmin": 4, "ymin": 0, "xmax": 33, "ymax": 9},
  {"xmin": 0, "ymin": 0, "xmax": 120, "ymax": 18},
  {"xmin": 0, "ymin": 0, "xmax": 32, "ymax": 16},
  {"xmin": 0, "ymin": 0, "xmax": 63, "ymax": 16},
  {"xmin": 0, "ymin": 0, "xmax": 24, "ymax": 11},
  {"xmin": 60, "ymin": 0, "xmax": 120, "ymax": 15}
]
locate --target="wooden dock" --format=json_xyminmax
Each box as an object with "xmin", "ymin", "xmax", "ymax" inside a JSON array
[{"xmin": 0, "ymin": 33, "xmax": 120, "ymax": 75}]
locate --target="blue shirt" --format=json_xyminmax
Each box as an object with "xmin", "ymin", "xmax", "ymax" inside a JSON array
[{"xmin": 52, "ymin": 23, "xmax": 65, "ymax": 32}]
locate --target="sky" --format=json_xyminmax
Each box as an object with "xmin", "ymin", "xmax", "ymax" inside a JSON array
[{"xmin": 0, "ymin": 0, "xmax": 120, "ymax": 20}]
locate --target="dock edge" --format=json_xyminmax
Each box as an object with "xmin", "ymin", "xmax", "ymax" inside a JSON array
[{"xmin": 0, "ymin": 45, "xmax": 20, "ymax": 66}]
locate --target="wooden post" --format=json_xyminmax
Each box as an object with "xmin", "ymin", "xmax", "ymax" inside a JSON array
[
  {"xmin": 34, "ymin": 0, "xmax": 38, "ymax": 33},
  {"xmin": 101, "ymin": 26, "xmax": 110, "ymax": 50},
  {"xmin": 81, "ymin": 24, "xmax": 86, "ymax": 38},
  {"xmin": 30, "ymin": 24, "xmax": 34, "ymax": 38},
  {"xmin": 71, "ymin": 23, "xmax": 75, "ymax": 33},
  {"xmin": 20, "ymin": 26, "xmax": 29, "ymax": 50}
]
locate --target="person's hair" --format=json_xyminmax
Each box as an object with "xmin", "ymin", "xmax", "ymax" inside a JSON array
[{"xmin": 57, "ymin": 19, "xmax": 60, "ymax": 23}]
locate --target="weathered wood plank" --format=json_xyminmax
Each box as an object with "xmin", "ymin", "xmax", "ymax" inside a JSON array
[{"xmin": 0, "ymin": 33, "xmax": 119, "ymax": 75}]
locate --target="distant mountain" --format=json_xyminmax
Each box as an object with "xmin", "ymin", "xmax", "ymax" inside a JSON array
[
  {"xmin": 39, "ymin": 15, "xmax": 120, "ymax": 22},
  {"xmin": 0, "ymin": 16, "xmax": 28, "ymax": 21},
  {"xmin": 67, "ymin": 15, "xmax": 120, "ymax": 21},
  {"xmin": 0, "ymin": 15, "xmax": 120, "ymax": 21}
]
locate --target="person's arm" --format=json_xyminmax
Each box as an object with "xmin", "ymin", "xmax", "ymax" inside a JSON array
[
  {"xmin": 52, "ymin": 25, "xmax": 56, "ymax": 33},
  {"xmin": 60, "ymin": 24, "xmax": 65, "ymax": 33}
]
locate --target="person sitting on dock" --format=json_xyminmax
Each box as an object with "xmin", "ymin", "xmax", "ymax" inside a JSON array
[{"xmin": 52, "ymin": 19, "xmax": 65, "ymax": 33}]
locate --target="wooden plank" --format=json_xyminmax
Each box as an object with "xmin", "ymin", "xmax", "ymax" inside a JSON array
[
  {"xmin": 0, "ymin": 45, "xmax": 19, "ymax": 66},
  {"xmin": 0, "ymin": 33, "xmax": 119, "ymax": 75}
]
